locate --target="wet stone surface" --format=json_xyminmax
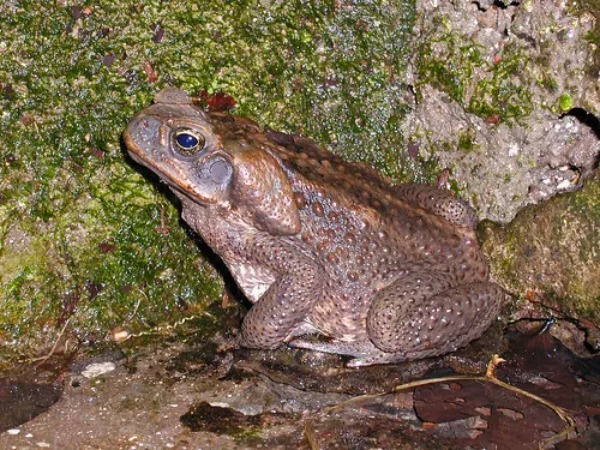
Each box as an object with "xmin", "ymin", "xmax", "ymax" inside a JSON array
[
  {"xmin": 0, "ymin": 306, "xmax": 598, "ymax": 449},
  {"xmin": 0, "ymin": 380, "xmax": 62, "ymax": 432}
]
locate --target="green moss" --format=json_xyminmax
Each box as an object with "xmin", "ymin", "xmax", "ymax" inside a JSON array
[
  {"xmin": 481, "ymin": 171, "xmax": 600, "ymax": 323},
  {"xmin": 568, "ymin": 176, "xmax": 600, "ymax": 263},
  {"xmin": 0, "ymin": 1, "xmax": 417, "ymax": 355},
  {"xmin": 536, "ymin": 68, "xmax": 559, "ymax": 93},
  {"xmin": 572, "ymin": 0, "xmax": 600, "ymax": 67},
  {"xmin": 468, "ymin": 46, "xmax": 534, "ymax": 122},
  {"xmin": 457, "ymin": 129, "xmax": 477, "ymax": 153},
  {"xmin": 415, "ymin": 35, "xmax": 483, "ymax": 105},
  {"xmin": 557, "ymin": 93, "xmax": 573, "ymax": 111},
  {"xmin": 415, "ymin": 34, "xmax": 533, "ymax": 124}
]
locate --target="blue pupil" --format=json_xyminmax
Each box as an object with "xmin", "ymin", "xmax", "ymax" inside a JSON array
[{"xmin": 176, "ymin": 132, "xmax": 199, "ymax": 149}]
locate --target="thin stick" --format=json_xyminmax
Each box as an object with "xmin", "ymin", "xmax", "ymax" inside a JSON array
[
  {"xmin": 304, "ymin": 355, "xmax": 576, "ymax": 449},
  {"xmin": 28, "ymin": 317, "xmax": 72, "ymax": 366}
]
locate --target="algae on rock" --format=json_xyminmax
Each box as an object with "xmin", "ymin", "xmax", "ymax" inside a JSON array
[
  {"xmin": 481, "ymin": 169, "xmax": 600, "ymax": 323},
  {"xmin": 0, "ymin": 0, "xmax": 416, "ymax": 356}
]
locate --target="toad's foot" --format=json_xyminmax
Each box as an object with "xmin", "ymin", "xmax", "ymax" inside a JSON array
[{"xmin": 288, "ymin": 338, "xmax": 411, "ymax": 367}]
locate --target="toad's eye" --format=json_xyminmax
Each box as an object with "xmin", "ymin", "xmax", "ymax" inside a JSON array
[{"xmin": 173, "ymin": 129, "xmax": 205, "ymax": 156}]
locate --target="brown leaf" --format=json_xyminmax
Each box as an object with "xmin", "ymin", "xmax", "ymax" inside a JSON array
[
  {"xmin": 142, "ymin": 60, "xmax": 157, "ymax": 83},
  {"xmin": 98, "ymin": 241, "xmax": 116, "ymax": 253},
  {"xmin": 206, "ymin": 92, "xmax": 236, "ymax": 112}
]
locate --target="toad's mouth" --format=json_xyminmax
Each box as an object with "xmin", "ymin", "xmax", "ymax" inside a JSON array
[{"xmin": 126, "ymin": 144, "xmax": 209, "ymax": 206}]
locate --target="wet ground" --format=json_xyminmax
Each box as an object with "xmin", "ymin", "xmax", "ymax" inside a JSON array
[{"xmin": 1, "ymin": 303, "xmax": 599, "ymax": 450}]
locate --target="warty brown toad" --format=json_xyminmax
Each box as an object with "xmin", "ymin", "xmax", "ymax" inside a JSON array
[{"xmin": 123, "ymin": 87, "xmax": 505, "ymax": 366}]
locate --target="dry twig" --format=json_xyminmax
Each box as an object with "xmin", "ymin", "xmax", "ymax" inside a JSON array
[{"xmin": 304, "ymin": 355, "xmax": 576, "ymax": 449}]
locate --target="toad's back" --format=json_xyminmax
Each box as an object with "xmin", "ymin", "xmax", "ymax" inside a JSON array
[{"xmin": 207, "ymin": 112, "xmax": 488, "ymax": 285}]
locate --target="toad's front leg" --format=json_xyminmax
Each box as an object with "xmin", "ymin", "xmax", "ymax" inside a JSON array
[{"xmin": 239, "ymin": 239, "xmax": 325, "ymax": 349}]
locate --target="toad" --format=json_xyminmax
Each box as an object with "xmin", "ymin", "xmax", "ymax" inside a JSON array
[{"xmin": 123, "ymin": 88, "xmax": 505, "ymax": 366}]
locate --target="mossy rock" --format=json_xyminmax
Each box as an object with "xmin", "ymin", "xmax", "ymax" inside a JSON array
[
  {"xmin": 480, "ymin": 170, "xmax": 600, "ymax": 323},
  {"xmin": 0, "ymin": 1, "xmax": 416, "ymax": 359}
]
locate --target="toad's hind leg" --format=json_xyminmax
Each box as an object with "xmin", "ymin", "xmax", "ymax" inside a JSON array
[{"xmin": 367, "ymin": 274, "xmax": 505, "ymax": 361}]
